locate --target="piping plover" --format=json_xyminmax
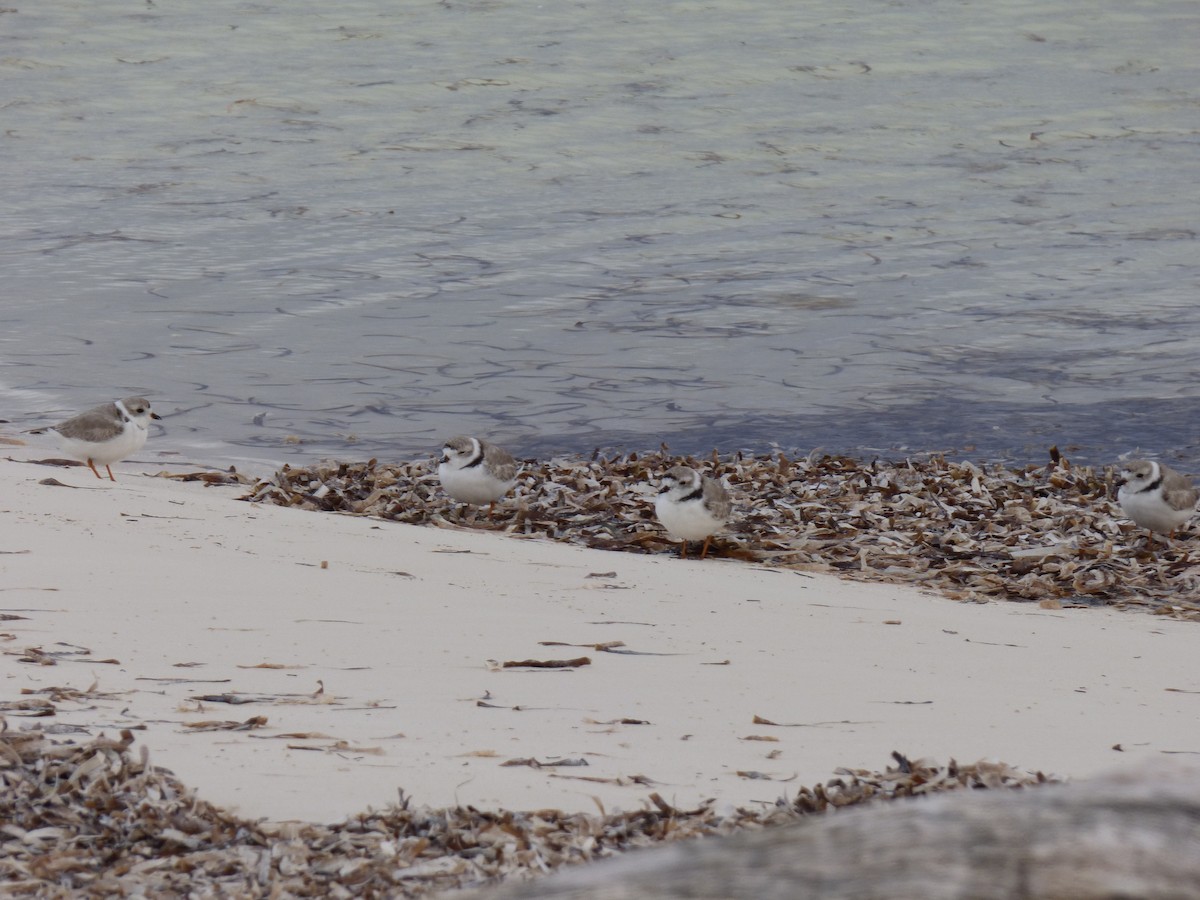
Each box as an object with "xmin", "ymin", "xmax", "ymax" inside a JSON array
[
  {"xmin": 30, "ymin": 396, "xmax": 161, "ymax": 481},
  {"xmin": 437, "ymin": 436, "xmax": 518, "ymax": 516},
  {"xmin": 1116, "ymin": 459, "xmax": 1197, "ymax": 542},
  {"xmin": 654, "ymin": 465, "xmax": 732, "ymax": 559}
]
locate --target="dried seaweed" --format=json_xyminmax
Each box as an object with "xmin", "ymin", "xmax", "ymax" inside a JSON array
[
  {"xmin": 500, "ymin": 657, "xmax": 592, "ymax": 669},
  {"xmin": 241, "ymin": 450, "xmax": 1200, "ymax": 619},
  {"xmin": 0, "ymin": 727, "xmax": 1058, "ymax": 896}
]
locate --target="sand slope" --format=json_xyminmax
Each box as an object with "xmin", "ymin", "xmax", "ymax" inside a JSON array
[{"xmin": 1, "ymin": 453, "xmax": 1197, "ymax": 823}]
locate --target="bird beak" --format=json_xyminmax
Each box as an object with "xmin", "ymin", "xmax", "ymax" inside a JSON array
[
  {"xmin": 151, "ymin": 412, "xmax": 162, "ymax": 420},
  {"xmin": 439, "ymin": 453, "xmax": 449, "ymax": 464}
]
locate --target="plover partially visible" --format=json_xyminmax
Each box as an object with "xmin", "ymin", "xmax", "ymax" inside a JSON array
[
  {"xmin": 437, "ymin": 436, "xmax": 518, "ymax": 517},
  {"xmin": 30, "ymin": 396, "xmax": 162, "ymax": 481},
  {"xmin": 1117, "ymin": 459, "xmax": 1197, "ymax": 544},
  {"xmin": 654, "ymin": 465, "xmax": 732, "ymax": 559}
]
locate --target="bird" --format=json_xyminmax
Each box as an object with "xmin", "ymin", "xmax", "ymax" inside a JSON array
[
  {"xmin": 1116, "ymin": 459, "xmax": 1198, "ymax": 544},
  {"xmin": 654, "ymin": 465, "xmax": 732, "ymax": 559},
  {"xmin": 30, "ymin": 396, "xmax": 161, "ymax": 481},
  {"xmin": 437, "ymin": 436, "xmax": 518, "ymax": 517}
]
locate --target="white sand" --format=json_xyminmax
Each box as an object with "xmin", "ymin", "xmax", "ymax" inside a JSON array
[{"xmin": 2, "ymin": 450, "xmax": 1198, "ymax": 824}]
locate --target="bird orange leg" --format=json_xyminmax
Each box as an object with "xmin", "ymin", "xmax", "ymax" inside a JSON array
[
  {"xmin": 699, "ymin": 536, "xmax": 712, "ymax": 560},
  {"xmin": 105, "ymin": 465, "xmax": 116, "ymax": 482},
  {"xmin": 679, "ymin": 541, "xmax": 687, "ymax": 559},
  {"xmin": 86, "ymin": 459, "xmax": 103, "ymax": 479}
]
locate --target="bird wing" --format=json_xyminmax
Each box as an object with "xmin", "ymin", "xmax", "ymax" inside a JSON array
[
  {"xmin": 1164, "ymin": 486, "xmax": 1199, "ymax": 512},
  {"xmin": 1161, "ymin": 467, "xmax": 1199, "ymax": 512},
  {"xmin": 482, "ymin": 442, "xmax": 518, "ymax": 482},
  {"xmin": 702, "ymin": 477, "xmax": 732, "ymax": 521},
  {"xmin": 53, "ymin": 404, "xmax": 125, "ymax": 441}
]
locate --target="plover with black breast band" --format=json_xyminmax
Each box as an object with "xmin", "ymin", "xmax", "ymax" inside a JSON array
[
  {"xmin": 30, "ymin": 396, "xmax": 162, "ymax": 481},
  {"xmin": 654, "ymin": 464, "xmax": 732, "ymax": 559},
  {"xmin": 1116, "ymin": 459, "xmax": 1197, "ymax": 545},
  {"xmin": 437, "ymin": 436, "xmax": 518, "ymax": 517}
]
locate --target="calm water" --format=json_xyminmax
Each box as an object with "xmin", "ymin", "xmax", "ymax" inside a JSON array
[{"xmin": 3, "ymin": 0, "xmax": 1199, "ymax": 473}]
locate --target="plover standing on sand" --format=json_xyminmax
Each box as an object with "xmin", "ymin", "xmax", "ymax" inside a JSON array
[{"xmin": 30, "ymin": 396, "xmax": 161, "ymax": 481}]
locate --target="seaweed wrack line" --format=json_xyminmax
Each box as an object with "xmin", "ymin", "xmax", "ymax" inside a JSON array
[
  {"xmin": 0, "ymin": 725, "xmax": 1057, "ymax": 896},
  {"xmin": 241, "ymin": 449, "xmax": 1200, "ymax": 619}
]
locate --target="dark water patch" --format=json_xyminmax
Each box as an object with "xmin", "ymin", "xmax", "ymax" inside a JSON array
[{"xmin": 513, "ymin": 397, "xmax": 1200, "ymax": 474}]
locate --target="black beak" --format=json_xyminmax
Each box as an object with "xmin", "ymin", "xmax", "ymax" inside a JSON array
[
  {"xmin": 439, "ymin": 454, "xmax": 449, "ymax": 464},
  {"xmin": 151, "ymin": 412, "xmax": 163, "ymax": 420}
]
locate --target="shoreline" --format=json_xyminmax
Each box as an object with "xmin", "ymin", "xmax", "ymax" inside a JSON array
[{"xmin": 2, "ymin": 448, "xmax": 1199, "ymax": 827}]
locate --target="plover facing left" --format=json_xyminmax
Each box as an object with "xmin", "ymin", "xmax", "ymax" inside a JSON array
[
  {"xmin": 654, "ymin": 465, "xmax": 732, "ymax": 559},
  {"xmin": 31, "ymin": 396, "xmax": 161, "ymax": 481},
  {"xmin": 437, "ymin": 436, "xmax": 518, "ymax": 517},
  {"xmin": 1117, "ymin": 459, "xmax": 1197, "ymax": 544}
]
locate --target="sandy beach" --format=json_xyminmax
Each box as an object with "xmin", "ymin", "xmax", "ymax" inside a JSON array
[{"xmin": 2, "ymin": 448, "xmax": 1199, "ymax": 827}]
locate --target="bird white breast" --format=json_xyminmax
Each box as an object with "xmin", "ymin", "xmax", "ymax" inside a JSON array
[
  {"xmin": 438, "ymin": 461, "xmax": 513, "ymax": 504},
  {"xmin": 655, "ymin": 493, "xmax": 723, "ymax": 541},
  {"xmin": 1118, "ymin": 486, "xmax": 1194, "ymax": 534},
  {"xmin": 55, "ymin": 421, "xmax": 147, "ymax": 466}
]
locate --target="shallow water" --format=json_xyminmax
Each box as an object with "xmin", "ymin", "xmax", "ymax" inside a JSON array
[{"xmin": 3, "ymin": 0, "xmax": 1199, "ymax": 472}]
